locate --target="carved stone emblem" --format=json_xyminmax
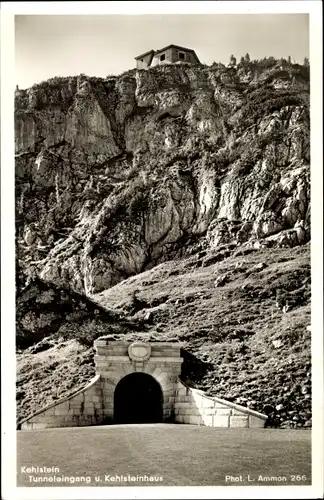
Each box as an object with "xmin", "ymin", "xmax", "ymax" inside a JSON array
[{"xmin": 128, "ymin": 342, "xmax": 151, "ymax": 361}]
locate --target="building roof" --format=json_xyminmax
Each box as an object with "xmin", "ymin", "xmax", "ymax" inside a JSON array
[
  {"xmin": 134, "ymin": 49, "xmax": 155, "ymax": 60},
  {"xmin": 154, "ymin": 44, "xmax": 201, "ymax": 63}
]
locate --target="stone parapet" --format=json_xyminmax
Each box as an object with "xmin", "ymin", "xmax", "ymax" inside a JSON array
[
  {"xmin": 173, "ymin": 381, "xmax": 267, "ymax": 428},
  {"xmin": 20, "ymin": 375, "xmax": 103, "ymax": 430}
]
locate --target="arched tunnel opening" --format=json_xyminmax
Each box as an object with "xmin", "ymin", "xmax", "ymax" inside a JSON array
[{"xmin": 114, "ymin": 372, "xmax": 163, "ymax": 424}]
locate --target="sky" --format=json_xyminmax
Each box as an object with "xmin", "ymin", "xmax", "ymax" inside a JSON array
[{"xmin": 15, "ymin": 13, "xmax": 309, "ymax": 89}]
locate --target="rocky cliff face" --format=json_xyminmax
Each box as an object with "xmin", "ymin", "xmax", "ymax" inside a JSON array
[
  {"xmin": 15, "ymin": 61, "xmax": 310, "ymax": 296},
  {"xmin": 15, "ymin": 59, "xmax": 311, "ymax": 428}
]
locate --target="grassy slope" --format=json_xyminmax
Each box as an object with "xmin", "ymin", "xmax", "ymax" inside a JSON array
[
  {"xmin": 94, "ymin": 244, "xmax": 311, "ymax": 428},
  {"xmin": 17, "ymin": 244, "xmax": 311, "ymax": 427},
  {"xmin": 16, "ymin": 341, "xmax": 95, "ymax": 421}
]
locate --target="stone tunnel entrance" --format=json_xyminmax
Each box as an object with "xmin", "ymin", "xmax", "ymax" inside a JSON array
[
  {"xmin": 20, "ymin": 340, "xmax": 268, "ymax": 430},
  {"xmin": 114, "ymin": 373, "xmax": 163, "ymax": 424}
]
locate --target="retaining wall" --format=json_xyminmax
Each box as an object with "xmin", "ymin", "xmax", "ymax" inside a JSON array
[{"xmin": 174, "ymin": 381, "xmax": 267, "ymax": 428}]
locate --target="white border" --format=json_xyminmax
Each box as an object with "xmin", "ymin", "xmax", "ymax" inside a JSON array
[
  {"xmin": 1, "ymin": 2, "xmax": 323, "ymax": 499},
  {"xmin": 1, "ymin": 0, "xmax": 322, "ymax": 15}
]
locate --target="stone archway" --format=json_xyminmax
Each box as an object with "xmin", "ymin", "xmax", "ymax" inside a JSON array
[{"xmin": 114, "ymin": 372, "xmax": 163, "ymax": 424}]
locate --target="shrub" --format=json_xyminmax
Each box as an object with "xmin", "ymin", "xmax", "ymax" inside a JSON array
[{"xmin": 236, "ymin": 89, "xmax": 304, "ymax": 132}]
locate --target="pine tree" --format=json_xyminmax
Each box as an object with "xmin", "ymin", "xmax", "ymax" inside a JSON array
[
  {"xmin": 303, "ymin": 57, "xmax": 310, "ymax": 67},
  {"xmin": 245, "ymin": 52, "xmax": 250, "ymax": 63},
  {"xmin": 229, "ymin": 54, "xmax": 236, "ymax": 66}
]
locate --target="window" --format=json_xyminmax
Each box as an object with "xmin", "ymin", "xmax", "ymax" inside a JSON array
[
  {"xmin": 160, "ymin": 54, "xmax": 166, "ymax": 61},
  {"xmin": 141, "ymin": 59, "xmax": 144, "ymax": 62},
  {"xmin": 179, "ymin": 52, "xmax": 185, "ymax": 60}
]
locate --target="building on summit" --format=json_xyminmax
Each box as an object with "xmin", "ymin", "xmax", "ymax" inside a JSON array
[{"xmin": 135, "ymin": 44, "xmax": 201, "ymax": 69}]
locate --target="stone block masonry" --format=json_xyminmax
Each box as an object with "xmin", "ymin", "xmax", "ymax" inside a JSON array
[
  {"xmin": 19, "ymin": 340, "xmax": 267, "ymax": 430},
  {"xmin": 173, "ymin": 382, "xmax": 266, "ymax": 428}
]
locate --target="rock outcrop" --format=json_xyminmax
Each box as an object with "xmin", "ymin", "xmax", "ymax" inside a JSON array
[{"xmin": 15, "ymin": 61, "xmax": 310, "ymax": 296}]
